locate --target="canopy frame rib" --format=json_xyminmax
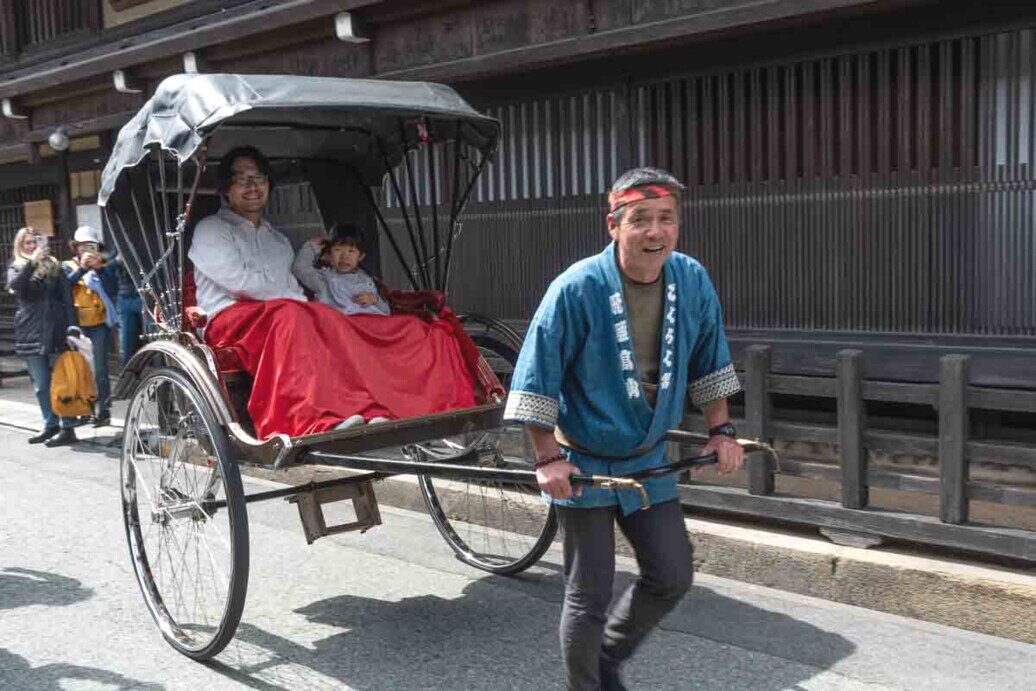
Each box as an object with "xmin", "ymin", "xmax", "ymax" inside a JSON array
[
  {"xmin": 378, "ymin": 136, "xmax": 430, "ymax": 290},
  {"xmin": 442, "ymin": 142, "xmax": 492, "ymax": 292},
  {"xmin": 399, "ymin": 121, "xmax": 433, "ymax": 288},
  {"xmin": 355, "ymin": 167, "xmax": 421, "ymax": 291}
]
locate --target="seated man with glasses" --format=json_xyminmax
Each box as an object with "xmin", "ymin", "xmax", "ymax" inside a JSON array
[
  {"xmin": 190, "ymin": 146, "xmax": 307, "ymax": 315},
  {"xmin": 188, "ymin": 146, "xmax": 477, "ymax": 441}
]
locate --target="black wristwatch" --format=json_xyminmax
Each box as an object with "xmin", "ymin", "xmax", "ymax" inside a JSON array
[{"xmin": 708, "ymin": 422, "xmax": 738, "ymax": 439}]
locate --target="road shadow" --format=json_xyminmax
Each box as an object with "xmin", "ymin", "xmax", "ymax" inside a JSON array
[
  {"xmin": 205, "ymin": 574, "xmax": 855, "ymax": 690},
  {"xmin": 0, "ymin": 648, "xmax": 161, "ymax": 690},
  {"xmin": 0, "ymin": 568, "xmax": 93, "ymax": 611}
]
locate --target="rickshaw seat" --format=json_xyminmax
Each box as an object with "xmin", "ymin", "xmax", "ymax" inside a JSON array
[
  {"xmin": 180, "ymin": 270, "xmax": 502, "ymax": 403},
  {"xmin": 182, "ymin": 271, "xmax": 249, "ymax": 374}
]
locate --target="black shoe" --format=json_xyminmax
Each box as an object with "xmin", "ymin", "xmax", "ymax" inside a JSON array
[
  {"xmin": 600, "ymin": 657, "xmax": 628, "ymax": 691},
  {"xmin": 28, "ymin": 426, "xmax": 60, "ymax": 444},
  {"xmin": 44, "ymin": 429, "xmax": 77, "ymax": 448},
  {"xmin": 92, "ymin": 411, "xmax": 111, "ymax": 428}
]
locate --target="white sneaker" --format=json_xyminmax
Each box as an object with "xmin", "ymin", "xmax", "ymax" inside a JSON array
[
  {"xmin": 335, "ymin": 414, "xmax": 365, "ymax": 430},
  {"xmin": 368, "ymin": 416, "xmax": 391, "ymax": 426}
]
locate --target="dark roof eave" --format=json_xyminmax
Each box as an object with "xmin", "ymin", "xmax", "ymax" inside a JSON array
[
  {"xmin": 377, "ymin": 0, "xmax": 890, "ymax": 82},
  {"xmin": 0, "ymin": 0, "xmax": 381, "ymax": 100}
]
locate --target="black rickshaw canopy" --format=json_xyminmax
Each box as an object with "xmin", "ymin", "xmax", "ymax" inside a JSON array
[
  {"xmin": 97, "ymin": 73, "xmax": 501, "ymax": 313},
  {"xmin": 98, "ymin": 72, "xmax": 500, "ymax": 206}
]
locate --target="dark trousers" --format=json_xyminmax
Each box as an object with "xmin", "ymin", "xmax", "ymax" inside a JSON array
[
  {"xmin": 82, "ymin": 324, "xmax": 112, "ymax": 414},
  {"xmin": 556, "ymin": 500, "xmax": 694, "ymax": 691},
  {"xmin": 117, "ymin": 293, "xmax": 143, "ymax": 365}
]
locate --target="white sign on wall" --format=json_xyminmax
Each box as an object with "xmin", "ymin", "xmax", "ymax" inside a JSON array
[{"xmin": 75, "ymin": 203, "xmax": 103, "ymax": 238}]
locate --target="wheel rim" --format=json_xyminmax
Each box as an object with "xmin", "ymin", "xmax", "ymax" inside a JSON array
[
  {"xmin": 419, "ymin": 425, "xmax": 554, "ymax": 571},
  {"xmin": 121, "ymin": 372, "xmax": 238, "ymax": 654}
]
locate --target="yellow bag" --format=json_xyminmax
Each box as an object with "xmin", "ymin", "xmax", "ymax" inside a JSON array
[
  {"xmin": 50, "ymin": 350, "xmax": 97, "ymax": 418},
  {"xmin": 63, "ymin": 260, "xmax": 107, "ymax": 327}
]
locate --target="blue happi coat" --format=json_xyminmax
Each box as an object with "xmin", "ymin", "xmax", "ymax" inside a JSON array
[{"xmin": 503, "ymin": 243, "xmax": 740, "ymax": 514}]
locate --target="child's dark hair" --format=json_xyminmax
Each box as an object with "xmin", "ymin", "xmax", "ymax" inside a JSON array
[{"xmin": 315, "ymin": 224, "xmax": 365, "ymax": 267}]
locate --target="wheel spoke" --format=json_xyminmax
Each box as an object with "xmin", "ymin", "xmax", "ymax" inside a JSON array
[
  {"xmin": 418, "ymin": 428, "xmax": 555, "ymax": 574},
  {"xmin": 121, "ymin": 369, "xmax": 245, "ymax": 658}
]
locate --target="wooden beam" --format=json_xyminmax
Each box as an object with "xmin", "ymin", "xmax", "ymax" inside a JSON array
[
  {"xmin": 744, "ymin": 344, "xmax": 774, "ymax": 496},
  {"xmin": 727, "ymin": 334, "xmax": 1036, "ymax": 389},
  {"xmin": 939, "ymin": 354, "xmax": 970, "ymax": 524},
  {"xmin": 837, "ymin": 349, "xmax": 867, "ymax": 509},
  {"xmin": 376, "ymin": 0, "xmax": 886, "ymax": 82},
  {"xmin": 677, "ymin": 484, "xmax": 1036, "ymax": 562},
  {"xmin": 0, "ymin": 0, "xmax": 382, "ymax": 99},
  {"xmin": 24, "ymin": 111, "xmax": 137, "ymax": 143},
  {"xmin": 0, "ymin": 0, "xmax": 17, "ymax": 60}
]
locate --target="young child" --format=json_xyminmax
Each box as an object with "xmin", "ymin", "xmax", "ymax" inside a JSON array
[{"xmin": 292, "ymin": 227, "xmax": 390, "ymax": 317}]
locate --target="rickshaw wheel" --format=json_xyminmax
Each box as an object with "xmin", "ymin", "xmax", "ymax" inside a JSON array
[
  {"xmin": 121, "ymin": 367, "xmax": 249, "ymax": 660},
  {"xmin": 419, "ymin": 319, "xmax": 558, "ymax": 575}
]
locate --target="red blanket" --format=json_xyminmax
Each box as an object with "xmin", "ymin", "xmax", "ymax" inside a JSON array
[{"xmin": 205, "ymin": 299, "xmax": 477, "ymax": 439}]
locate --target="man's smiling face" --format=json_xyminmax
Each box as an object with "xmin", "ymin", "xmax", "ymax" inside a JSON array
[
  {"xmin": 608, "ymin": 194, "xmax": 679, "ymax": 282},
  {"xmin": 225, "ymin": 155, "xmax": 269, "ymax": 218}
]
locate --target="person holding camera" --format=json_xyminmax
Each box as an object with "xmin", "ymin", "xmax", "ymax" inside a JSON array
[
  {"xmin": 61, "ymin": 225, "xmax": 119, "ymax": 427},
  {"xmin": 6, "ymin": 227, "xmax": 79, "ymax": 446}
]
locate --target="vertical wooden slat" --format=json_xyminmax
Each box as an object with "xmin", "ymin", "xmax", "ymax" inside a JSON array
[
  {"xmin": 702, "ymin": 76, "xmax": 715, "ymax": 184},
  {"xmin": 556, "ymin": 96, "xmax": 568, "ymax": 198},
  {"xmin": 615, "ymin": 83, "xmax": 632, "ymax": 176},
  {"xmin": 517, "ymin": 102, "xmax": 528, "ymax": 200},
  {"xmin": 668, "ymin": 80, "xmax": 684, "ymax": 183},
  {"xmin": 634, "ymin": 85, "xmax": 646, "ymax": 167},
  {"xmin": 652, "ymin": 82, "xmax": 665, "ymax": 170},
  {"xmin": 686, "ymin": 77, "xmax": 700, "ymax": 186},
  {"xmin": 549, "ymin": 97, "xmax": 561, "ymax": 199},
  {"xmin": 733, "ymin": 72, "xmax": 746, "ymax": 184},
  {"xmin": 744, "ymin": 345, "xmax": 774, "ymax": 496},
  {"xmin": 783, "ymin": 65, "xmax": 798, "ymax": 180},
  {"xmin": 802, "ymin": 61, "xmax": 816, "ymax": 179},
  {"xmin": 749, "ymin": 68, "xmax": 764, "ymax": 183},
  {"xmin": 87, "ymin": 0, "xmax": 101, "ymax": 31},
  {"xmin": 939, "ymin": 354, "xmax": 970, "ymax": 524},
  {"xmin": 838, "ymin": 349, "xmax": 868, "ymax": 510},
  {"xmin": 0, "ymin": 0, "xmax": 15, "ymax": 56},
  {"xmin": 570, "ymin": 95, "xmax": 581, "ymax": 194},
  {"xmin": 586, "ymin": 92, "xmax": 597, "ymax": 194}
]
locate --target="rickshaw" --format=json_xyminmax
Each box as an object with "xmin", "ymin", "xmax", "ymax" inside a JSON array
[{"xmin": 98, "ymin": 73, "xmax": 772, "ymax": 661}]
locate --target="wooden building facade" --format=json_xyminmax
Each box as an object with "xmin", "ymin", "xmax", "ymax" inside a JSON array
[
  {"xmin": 0, "ymin": 0, "xmax": 1034, "ymax": 557},
  {"xmin": 0, "ymin": 1, "xmax": 1033, "ymax": 381}
]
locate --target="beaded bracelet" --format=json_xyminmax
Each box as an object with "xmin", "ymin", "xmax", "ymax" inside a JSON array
[{"xmin": 533, "ymin": 452, "xmax": 568, "ymax": 470}]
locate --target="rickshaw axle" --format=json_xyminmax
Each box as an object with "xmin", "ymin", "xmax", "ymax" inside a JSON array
[{"xmin": 202, "ymin": 472, "xmax": 385, "ymax": 511}]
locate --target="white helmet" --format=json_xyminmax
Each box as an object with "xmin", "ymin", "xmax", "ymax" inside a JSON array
[{"xmin": 73, "ymin": 225, "xmax": 103, "ymax": 245}]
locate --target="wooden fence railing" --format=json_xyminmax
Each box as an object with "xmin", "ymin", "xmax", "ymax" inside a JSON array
[{"xmin": 677, "ymin": 344, "xmax": 1036, "ymax": 562}]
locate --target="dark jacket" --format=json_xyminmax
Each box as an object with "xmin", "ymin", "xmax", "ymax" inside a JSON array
[{"xmin": 6, "ymin": 260, "xmax": 76, "ymax": 358}]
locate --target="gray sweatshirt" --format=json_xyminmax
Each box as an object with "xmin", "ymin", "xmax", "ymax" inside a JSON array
[{"xmin": 292, "ymin": 241, "xmax": 390, "ymax": 316}]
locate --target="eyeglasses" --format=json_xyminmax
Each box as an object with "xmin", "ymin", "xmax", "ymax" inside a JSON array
[{"xmin": 231, "ymin": 173, "xmax": 269, "ymax": 187}]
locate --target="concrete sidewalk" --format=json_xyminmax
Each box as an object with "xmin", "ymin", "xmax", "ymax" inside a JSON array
[{"xmin": 1, "ymin": 373, "xmax": 1033, "ymax": 645}]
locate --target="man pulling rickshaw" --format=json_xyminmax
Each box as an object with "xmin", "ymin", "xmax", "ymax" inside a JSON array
[{"xmin": 505, "ymin": 167, "xmax": 745, "ymax": 690}]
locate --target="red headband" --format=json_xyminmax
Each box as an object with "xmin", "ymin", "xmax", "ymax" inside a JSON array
[{"xmin": 608, "ymin": 184, "xmax": 676, "ymax": 213}]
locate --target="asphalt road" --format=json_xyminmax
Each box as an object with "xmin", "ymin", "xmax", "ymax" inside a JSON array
[{"xmin": 1, "ymin": 425, "xmax": 1034, "ymax": 690}]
